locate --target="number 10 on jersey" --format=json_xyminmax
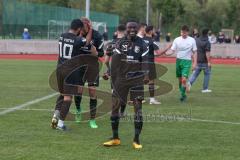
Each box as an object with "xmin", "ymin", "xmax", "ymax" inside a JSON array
[{"xmin": 59, "ymin": 42, "xmax": 73, "ymax": 59}]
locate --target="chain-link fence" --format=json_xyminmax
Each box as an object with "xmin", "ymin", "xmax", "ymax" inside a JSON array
[{"xmin": 0, "ymin": 0, "xmax": 119, "ymax": 39}]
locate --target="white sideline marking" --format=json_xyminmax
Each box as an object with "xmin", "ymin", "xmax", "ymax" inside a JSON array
[
  {"xmin": 0, "ymin": 93, "xmax": 58, "ymax": 115},
  {"xmin": 0, "ymin": 93, "xmax": 239, "ymax": 126},
  {"xmin": 191, "ymin": 118, "xmax": 240, "ymax": 125},
  {"xmin": 0, "ymin": 108, "xmax": 53, "ymax": 111}
]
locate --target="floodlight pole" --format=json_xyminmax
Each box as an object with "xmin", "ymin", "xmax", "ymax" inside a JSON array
[
  {"xmin": 146, "ymin": 0, "xmax": 149, "ymax": 25},
  {"xmin": 86, "ymin": 0, "xmax": 90, "ymax": 18}
]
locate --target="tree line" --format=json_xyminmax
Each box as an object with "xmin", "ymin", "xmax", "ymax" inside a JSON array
[{"xmin": 15, "ymin": 0, "xmax": 240, "ymax": 35}]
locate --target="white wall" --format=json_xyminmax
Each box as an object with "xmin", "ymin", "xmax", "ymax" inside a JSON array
[
  {"xmin": 0, "ymin": 40, "xmax": 239, "ymax": 58},
  {"xmin": 0, "ymin": 40, "xmax": 58, "ymax": 54}
]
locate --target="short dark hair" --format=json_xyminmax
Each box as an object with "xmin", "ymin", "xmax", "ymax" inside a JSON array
[
  {"xmin": 70, "ymin": 19, "xmax": 83, "ymax": 30},
  {"xmin": 181, "ymin": 25, "xmax": 189, "ymax": 32},
  {"xmin": 139, "ymin": 22, "xmax": 147, "ymax": 28},
  {"xmin": 117, "ymin": 24, "xmax": 126, "ymax": 32},
  {"xmin": 145, "ymin": 25, "xmax": 154, "ymax": 33},
  {"xmin": 202, "ymin": 28, "xmax": 209, "ymax": 36},
  {"xmin": 126, "ymin": 19, "xmax": 138, "ymax": 24}
]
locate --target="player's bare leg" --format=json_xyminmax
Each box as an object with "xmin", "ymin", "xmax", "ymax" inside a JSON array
[{"xmin": 179, "ymin": 77, "xmax": 187, "ymax": 102}]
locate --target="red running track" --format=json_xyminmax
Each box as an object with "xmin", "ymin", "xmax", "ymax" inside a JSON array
[{"xmin": 0, "ymin": 54, "xmax": 240, "ymax": 65}]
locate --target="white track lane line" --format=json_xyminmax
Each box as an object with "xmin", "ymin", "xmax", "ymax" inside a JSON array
[{"xmin": 0, "ymin": 93, "xmax": 58, "ymax": 116}]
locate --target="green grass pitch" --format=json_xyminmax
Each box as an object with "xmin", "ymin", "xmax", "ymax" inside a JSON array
[{"xmin": 0, "ymin": 59, "xmax": 240, "ymax": 160}]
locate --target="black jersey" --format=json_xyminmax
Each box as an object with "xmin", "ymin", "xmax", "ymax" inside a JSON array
[
  {"xmin": 58, "ymin": 32, "xmax": 87, "ymax": 65},
  {"xmin": 80, "ymin": 29, "xmax": 104, "ymax": 57},
  {"xmin": 105, "ymin": 38, "xmax": 122, "ymax": 57},
  {"xmin": 142, "ymin": 36, "xmax": 159, "ymax": 59},
  {"xmin": 111, "ymin": 36, "xmax": 149, "ymax": 80}
]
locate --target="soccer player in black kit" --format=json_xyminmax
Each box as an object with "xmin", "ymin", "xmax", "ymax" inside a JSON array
[
  {"xmin": 103, "ymin": 22, "xmax": 149, "ymax": 149},
  {"xmin": 143, "ymin": 26, "xmax": 168, "ymax": 104},
  {"xmin": 51, "ymin": 19, "xmax": 97, "ymax": 130},
  {"xmin": 52, "ymin": 17, "xmax": 104, "ymax": 129},
  {"xmin": 103, "ymin": 24, "xmax": 127, "ymax": 117},
  {"xmin": 73, "ymin": 17, "xmax": 104, "ymax": 128}
]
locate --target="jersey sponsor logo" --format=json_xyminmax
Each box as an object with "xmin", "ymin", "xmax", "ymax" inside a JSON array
[
  {"xmin": 127, "ymin": 55, "xmax": 134, "ymax": 59},
  {"xmin": 134, "ymin": 46, "xmax": 140, "ymax": 53}
]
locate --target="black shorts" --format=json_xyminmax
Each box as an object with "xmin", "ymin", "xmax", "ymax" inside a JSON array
[
  {"xmin": 56, "ymin": 65, "xmax": 79, "ymax": 95},
  {"xmin": 112, "ymin": 79, "xmax": 144, "ymax": 104},
  {"xmin": 148, "ymin": 59, "xmax": 157, "ymax": 80},
  {"xmin": 56, "ymin": 55, "xmax": 99, "ymax": 95},
  {"xmin": 67, "ymin": 63, "xmax": 99, "ymax": 87}
]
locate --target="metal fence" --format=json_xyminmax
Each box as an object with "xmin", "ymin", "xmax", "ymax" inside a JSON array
[{"xmin": 0, "ymin": 0, "xmax": 119, "ymax": 39}]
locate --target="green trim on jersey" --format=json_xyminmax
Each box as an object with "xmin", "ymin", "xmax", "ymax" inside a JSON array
[{"xmin": 176, "ymin": 59, "xmax": 192, "ymax": 78}]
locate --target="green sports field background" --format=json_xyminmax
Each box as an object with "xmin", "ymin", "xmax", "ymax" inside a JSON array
[{"xmin": 0, "ymin": 60, "xmax": 240, "ymax": 160}]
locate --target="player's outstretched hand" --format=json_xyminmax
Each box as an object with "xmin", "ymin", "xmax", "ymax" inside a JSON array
[{"xmin": 192, "ymin": 63, "xmax": 197, "ymax": 71}]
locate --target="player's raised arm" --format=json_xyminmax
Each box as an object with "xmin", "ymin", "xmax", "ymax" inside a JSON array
[
  {"xmin": 154, "ymin": 43, "xmax": 173, "ymax": 57},
  {"xmin": 90, "ymin": 45, "xmax": 98, "ymax": 56},
  {"xmin": 94, "ymin": 33, "xmax": 104, "ymax": 57},
  {"xmin": 84, "ymin": 19, "xmax": 93, "ymax": 46}
]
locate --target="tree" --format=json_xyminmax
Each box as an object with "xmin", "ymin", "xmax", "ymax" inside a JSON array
[
  {"xmin": 13, "ymin": 0, "xmax": 240, "ymax": 36},
  {"xmin": 227, "ymin": 0, "xmax": 240, "ymax": 33}
]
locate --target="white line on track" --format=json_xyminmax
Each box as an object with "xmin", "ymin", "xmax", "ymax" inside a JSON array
[{"xmin": 0, "ymin": 93, "xmax": 58, "ymax": 116}]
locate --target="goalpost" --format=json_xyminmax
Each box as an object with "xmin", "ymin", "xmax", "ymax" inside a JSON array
[{"xmin": 47, "ymin": 20, "xmax": 70, "ymax": 39}]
